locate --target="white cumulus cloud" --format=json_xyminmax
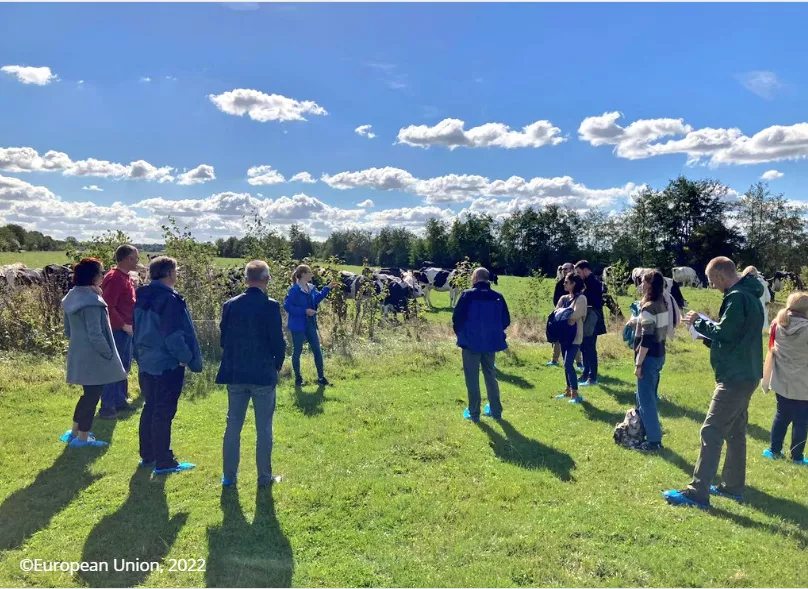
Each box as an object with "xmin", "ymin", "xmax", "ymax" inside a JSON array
[
  {"xmin": 247, "ymin": 165, "xmax": 285, "ymax": 185},
  {"xmin": 761, "ymin": 169, "xmax": 784, "ymax": 180},
  {"xmin": 396, "ymin": 118, "xmax": 565, "ymax": 150},
  {"xmin": 355, "ymin": 124, "xmax": 376, "ymax": 139},
  {"xmin": 736, "ymin": 71, "xmax": 784, "ymax": 100},
  {"xmin": 579, "ymin": 111, "xmax": 808, "ymax": 166},
  {"xmin": 357, "ymin": 199, "xmax": 374, "ymax": 208},
  {"xmin": 82, "ymin": 185, "xmax": 103, "ymax": 192},
  {"xmin": 1, "ymin": 65, "xmax": 58, "ymax": 86},
  {"xmin": 208, "ymin": 88, "xmax": 327, "ymax": 123},
  {"xmin": 177, "ymin": 164, "xmax": 216, "ymax": 185},
  {"xmin": 290, "ymin": 172, "xmax": 316, "ymax": 183},
  {"xmin": 322, "ymin": 166, "xmax": 640, "ymax": 208}
]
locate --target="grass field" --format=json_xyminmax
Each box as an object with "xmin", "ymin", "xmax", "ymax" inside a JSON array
[{"xmin": 1, "ymin": 316, "xmax": 808, "ymax": 587}]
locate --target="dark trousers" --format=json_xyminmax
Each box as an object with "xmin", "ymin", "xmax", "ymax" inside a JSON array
[
  {"xmin": 100, "ymin": 330, "xmax": 133, "ymax": 412},
  {"xmin": 138, "ymin": 366, "xmax": 185, "ymax": 469},
  {"xmin": 291, "ymin": 317, "xmax": 324, "ymax": 380},
  {"xmin": 72, "ymin": 385, "xmax": 103, "ymax": 432},
  {"xmin": 688, "ymin": 380, "xmax": 757, "ymax": 502},
  {"xmin": 462, "ymin": 349, "xmax": 501, "ymax": 421},
  {"xmin": 561, "ymin": 342, "xmax": 580, "ymax": 390},
  {"xmin": 770, "ymin": 393, "xmax": 808, "ymax": 461},
  {"xmin": 581, "ymin": 334, "xmax": 599, "ymax": 381}
]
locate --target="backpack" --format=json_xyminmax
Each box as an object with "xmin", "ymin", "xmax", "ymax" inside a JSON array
[
  {"xmin": 613, "ymin": 407, "xmax": 646, "ymax": 449},
  {"xmin": 546, "ymin": 295, "xmax": 578, "ymax": 345},
  {"xmin": 622, "ymin": 301, "xmax": 641, "ymax": 348}
]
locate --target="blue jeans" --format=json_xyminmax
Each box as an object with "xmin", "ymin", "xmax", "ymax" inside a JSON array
[
  {"xmin": 636, "ymin": 354, "xmax": 665, "ymax": 443},
  {"xmin": 581, "ymin": 334, "xmax": 598, "ymax": 382},
  {"xmin": 770, "ymin": 393, "xmax": 808, "ymax": 461},
  {"xmin": 462, "ymin": 349, "xmax": 501, "ymax": 420},
  {"xmin": 100, "ymin": 329, "xmax": 133, "ymax": 412},
  {"xmin": 292, "ymin": 317, "xmax": 324, "ymax": 381},
  {"xmin": 561, "ymin": 342, "xmax": 580, "ymax": 390},
  {"xmin": 223, "ymin": 383, "xmax": 277, "ymax": 485}
]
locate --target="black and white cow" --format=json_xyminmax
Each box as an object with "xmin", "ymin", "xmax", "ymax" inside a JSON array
[
  {"xmin": 769, "ymin": 271, "xmax": 803, "ymax": 292},
  {"xmin": 378, "ymin": 267, "xmax": 404, "ymax": 279},
  {"xmin": 415, "ymin": 267, "xmax": 459, "ymax": 308},
  {"xmin": 377, "ymin": 271, "xmax": 423, "ymax": 319}
]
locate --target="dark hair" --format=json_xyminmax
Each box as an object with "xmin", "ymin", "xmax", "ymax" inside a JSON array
[
  {"xmin": 149, "ymin": 256, "xmax": 177, "ymax": 281},
  {"xmin": 641, "ymin": 270, "xmax": 664, "ymax": 306},
  {"xmin": 115, "ymin": 244, "xmax": 138, "ymax": 264},
  {"xmin": 73, "ymin": 258, "xmax": 103, "ymax": 286},
  {"xmin": 565, "ymin": 272, "xmax": 584, "ymax": 295},
  {"xmin": 574, "ymin": 260, "xmax": 591, "ymax": 271}
]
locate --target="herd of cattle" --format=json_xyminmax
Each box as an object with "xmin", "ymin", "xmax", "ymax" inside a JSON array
[
  {"xmin": 2, "ymin": 258, "xmax": 802, "ymax": 323},
  {"xmin": 0, "ymin": 261, "xmax": 492, "ymax": 320}
]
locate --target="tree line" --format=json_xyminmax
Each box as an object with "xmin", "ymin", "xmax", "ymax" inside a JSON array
[
  {"xmin": 216, "ymin": 176, "xmax": 807, "ymax": 279},
  {"xmin": 8, "ymin": 175, "xmax": 807, "ymax": 280}
]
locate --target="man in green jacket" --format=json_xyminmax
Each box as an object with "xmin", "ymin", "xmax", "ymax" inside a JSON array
[{"xmin": 664, "ymin": 257, "xmax": 764, "ymax": 509}]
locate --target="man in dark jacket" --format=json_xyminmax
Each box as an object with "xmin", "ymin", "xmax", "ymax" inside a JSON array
[
  {"xmin": 575, "ymin": 260, "xmax": 606, "ymax": 386},
  {"xmin": 217, "ymin": 260, "xmax": 286, "ymax": 488},
  {"xmin": 664, "ymin": 257, "xmax": 764, "ymax": 509},
  {"xmin": 548, "ymin": 262, "xmax": 575, "ymax": 366},
  {"xmin": 134, "ymin": 256, "xmax": 202, "ymax": 475},
  {"xmin": 452, "ymin": 267, "xmax": 511, "ymax": 423}
]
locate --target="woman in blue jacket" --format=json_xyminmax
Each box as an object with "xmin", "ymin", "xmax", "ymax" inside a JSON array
[{"xmin": 284, "ymin": 265, "xmax": 338, "ymax": 386}]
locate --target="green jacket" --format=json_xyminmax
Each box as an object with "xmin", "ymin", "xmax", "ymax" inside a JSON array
[{"xmin": 694, "ymin": 274, "xmax": 764, "ymax": 384}]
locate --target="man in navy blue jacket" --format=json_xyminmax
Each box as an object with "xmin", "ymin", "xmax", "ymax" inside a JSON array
[
  {"xmin": 217, "ymin": 260, "xmax": 287, "ymax": 488},
  {"xmin": 452, "ymin": 267, "xmax": 511, "ymax": 423},
  {"xmin": 134, "ymin": 256, "xmax": 203, "ymax": 475}
]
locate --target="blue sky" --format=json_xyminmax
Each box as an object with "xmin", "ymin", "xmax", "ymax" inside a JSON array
[{"xmin": 1, "ymin": 2, "xmax": 807, "ymax": 241}]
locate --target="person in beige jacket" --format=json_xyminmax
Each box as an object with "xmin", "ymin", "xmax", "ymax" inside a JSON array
[
  {"xmin": 554, "ymin": 272, "xmax": 587, "ymax": 404},
  {"xmin": 761, "ymin": 292, "xmax": 808, "ymax": 465}
]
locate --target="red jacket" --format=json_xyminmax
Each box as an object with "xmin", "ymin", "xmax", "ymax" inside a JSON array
[{"xmin": 102, "ymin": 268, "xmax": 135, "ymax": 331}]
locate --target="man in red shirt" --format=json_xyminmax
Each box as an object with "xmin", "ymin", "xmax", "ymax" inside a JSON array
[{"xmin": 99, "ymin": 244, "xmax": 140, "ymax": 419}]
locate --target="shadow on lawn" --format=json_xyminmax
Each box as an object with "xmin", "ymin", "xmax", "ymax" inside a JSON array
[
  {"xmin": 292, "ymin": 384, "xmax": 327, "ymax": 416},
  {"xmin": 599, "ymin": 381, "xmax": 770, "ymax": 444},
  {"xmin": 495, "ymin": 370, "xmax": 535, "ymax": 390},
  {"xmin": 206, "ymin": 487, "xmax": 293, "ymax": 587},
  {"xmin": 0, "ymin": 414, "xmax": 120, "ymax": 552},
  {"xmin": 80, "ymin": 470, "xmax": 188, "ymax": 587},
  {"xmin": 478, "ymin": 419, "xmax": 575, "ymax": 481}
]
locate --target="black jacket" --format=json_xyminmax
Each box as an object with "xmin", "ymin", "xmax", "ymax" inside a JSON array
[
  {"xmin": 216, "ymin": 287, "xmax": 286, "ymax": 385},
  {"xmin": 583, "ymin": 273, "xmax": 607, "ymax": 336},
  {"xmin": 452, "ymin": 282, "xmax": 511, "ymax": 353},
  {"xmin": 553, "ymin": 279, "xmax": 566, "ymax": 306}
]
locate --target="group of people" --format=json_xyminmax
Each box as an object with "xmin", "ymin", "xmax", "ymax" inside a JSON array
[
  {"xmin": 59, "ymin": 247, "xmax": 807, "ymax": 503},
  {"xmin": 452, "ymin": 257, "xmax": 807, "ymax": 511},
  {"xmin": 61, "ymin": 247, "xmax": 336, "ymax": 485}
]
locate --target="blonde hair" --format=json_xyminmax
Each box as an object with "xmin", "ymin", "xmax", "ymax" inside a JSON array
[
  {"xmin": 706, "ymin": 256, "xmax": 737, "ymax": 281},
  {"xmin": 741, "ymin": 265, "xmax": 759, "ymax": 278},
  {"xmin": 291, "ymin": 264, "xmax": 312, "ymax": 283},
  {"xmin": 776, "ymin": 291, "xmax": 808, "ymax": 327}
]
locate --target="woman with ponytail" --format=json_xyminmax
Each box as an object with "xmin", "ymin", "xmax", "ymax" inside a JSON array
[{"xmin": 761, "ymin": 292, "xmax": 808, "ymax": 465}]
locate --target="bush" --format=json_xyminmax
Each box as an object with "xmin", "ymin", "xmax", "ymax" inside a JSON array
[{"xmin": 0, "ymin": 282, "xmax": 66, "ymax": 355}]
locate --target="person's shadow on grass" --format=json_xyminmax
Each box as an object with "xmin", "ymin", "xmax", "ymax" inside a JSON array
[
  {"xmin": 478, "ymin": 419, "xmax": 575, "ymax": 481},
  {"xmin": 292, "ymin": 384, "xmax": 326, "ymax": 416},
  {"xmin": 79, "ymin": 469, "xmax": 188, "ymax": 587},
  {"xmin": 206, "ymin": 487, "xmax": 294, "ymax": 587},
  {"xmin": 494, "ymin": 370, "xmax": 535, "ymax": 390},
  {"xmin": 0, "ymin": 415, "xmax": 120, "ymax": 552}
]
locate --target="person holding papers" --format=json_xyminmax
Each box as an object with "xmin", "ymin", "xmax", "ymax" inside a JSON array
[{"xmin": 663, "ymin": 257, "xmax": 764, "ymax": 509}]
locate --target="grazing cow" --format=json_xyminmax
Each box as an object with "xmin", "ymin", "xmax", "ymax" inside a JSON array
[
  {"xmin": 378, "ymin": 271, "xmax": 423, "ymax": 319},
  {"xmin": 378, "ymin": 267, "xmax": 403, "ymax": 279},
  {"xmin": 672, "ymin": 266, "xmax": 701, "ymax": 288},
  {"xmin": 769, "ymin": 271, "xmax": 803, "ymax": 292},
  {"xmin": 416, "ymin": 267, "xmax": 460, "ymax": 308},
  {"xmin": 630, "ymin": 267, "xmax": 687, "ymax": 309}
]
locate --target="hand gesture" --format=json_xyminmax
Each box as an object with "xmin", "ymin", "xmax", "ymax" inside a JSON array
[
  {"xmin": 122, "ymin": 324, "xmax": 134, "ymax": 336},
  {"xmin": 634, "ymin": 365, "xmax": 643, "ymax": 379},
  {"xmin": 683, "ymin": 311, "xmax": 698, "ymax": 326},
  {"xmin": 328, "ymin": 281, "xmax": 340, "ymax": 290},
  {"xmin": 306, "ymin": 308, "xmax": 316, "ymax": 317}
]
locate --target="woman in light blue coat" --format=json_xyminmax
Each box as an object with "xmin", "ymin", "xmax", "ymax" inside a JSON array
[{"xmin": 61, "ymin": 258, "xmax": 126, "ymax": 447}]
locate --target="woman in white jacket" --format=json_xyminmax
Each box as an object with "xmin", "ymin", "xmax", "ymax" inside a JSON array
[{"xmin": 761, "ymin": 292, "xmax": 808, "ymax": 465}]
